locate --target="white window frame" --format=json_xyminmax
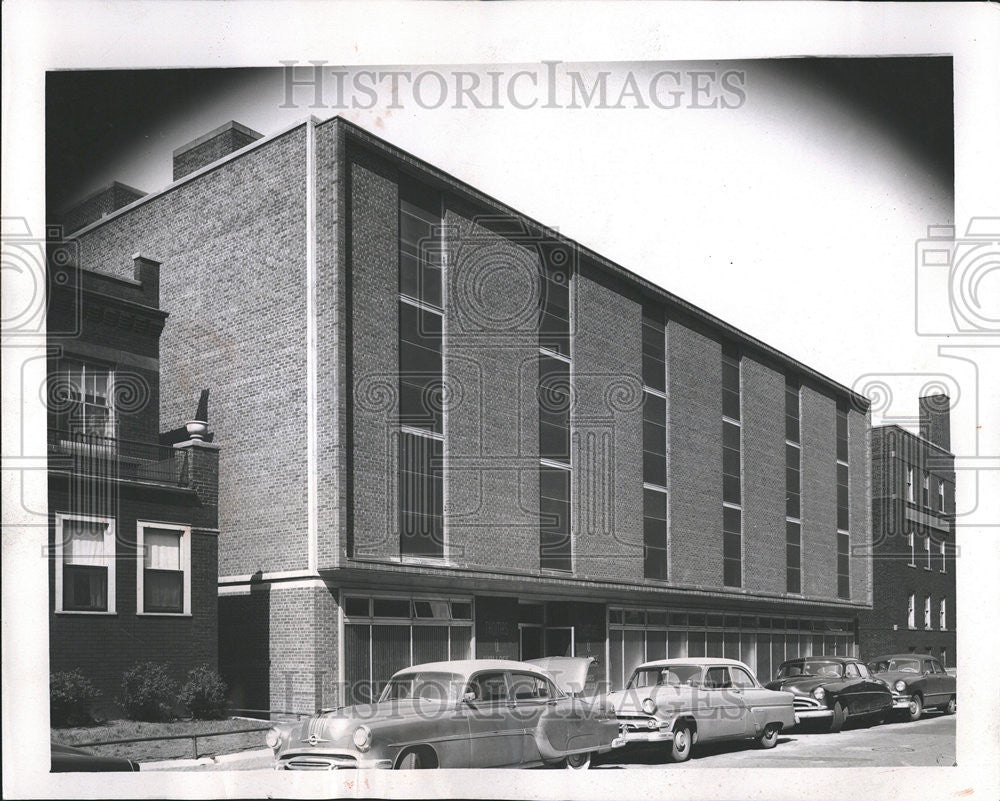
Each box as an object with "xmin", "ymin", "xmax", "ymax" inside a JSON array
[
  {"xmin": 54, "ymin": 513, "xmax": 116, "ymax": 614},
  {"xmin": 907, "ymin": 594, "xmax": 915, "ymax": 629},
  {"xmin": 937, "ymin": 480, "xmax": 945, "ymax": 512},
  {"xmin": 922, "ymin": 473, "xmax": 930, "ymax": 507},
  {"xmin": 907, "ymin": 532, "xmax": 915, "ymax": 567},
  {"xmin": 924, "ymin": 534, "xmax": 932, "ymax": 570},
  {"xmin": 939, "ymin": 540, "xmax": 946, "ymax": 573},
  {"xmin": 939, "ymin": 598, "xmax": 947, "ymax": 631},
  {"xmin": 906, "ymin": 467, "xmax": 914, "ymax": 502},
  {"xmin": 924, "ymin": 596, "xmax": 932, "ymax": 630},
  {"xmin": 136, "ymin": 521, "xmax": 192, "ymax": 616}
]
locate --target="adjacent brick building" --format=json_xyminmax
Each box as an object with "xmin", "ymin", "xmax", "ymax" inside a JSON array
[
  {"xmin": 858, "ymin": 396, "xmax": 956, "ymax": 666},
  {"xmin": 63, "ymin": 116, "xmax": 874, "ymax": 713},
  {"xmin": 47, "ymin": 255, "xmax": 220, "ymax": 715}
]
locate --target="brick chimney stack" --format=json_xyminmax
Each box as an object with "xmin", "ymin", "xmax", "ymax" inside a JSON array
[
  {"xmin": 172, "ymin": 121, "xmax": 263, "ymax": 180},
  {"xmin": 919, "ymin": 394, "xmax": 951, "ymax": 452}
]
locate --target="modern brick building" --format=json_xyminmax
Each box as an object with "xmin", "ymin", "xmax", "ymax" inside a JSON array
[
  {"xmin": 858, "ymin": 396, "xmax": 956, "ymax": 666},
  {"xmin": 62, "ymin": 116, "xmax": 873, "ymax": 714},
  {"xmin": 47, "ymin": 255, "xmax": 221, "ymax": 714}
]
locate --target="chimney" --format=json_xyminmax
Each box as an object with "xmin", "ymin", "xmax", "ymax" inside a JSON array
[
  {"xmin": 58, "ymin": 181, "xmax": 147, "ymax": 234},
  {"xmin": 172, "ymin": 121, "xmax": 263, "ymax": 180},
  {"xmin": 919, "ymin": 394, "xmax": 951, "ymax": 452}
]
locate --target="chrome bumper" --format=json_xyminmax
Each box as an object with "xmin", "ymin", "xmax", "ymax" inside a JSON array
[
  {"xmin": 891, "ymin": 696, "xmax": 911, "ymax": 709},
  {"xmin": 275, "ymin": 751, "xmax": 393, "ymax": 770},
  {"xmin": 793, "ymin": 708, "xmax": 834, "ymax": 719}
]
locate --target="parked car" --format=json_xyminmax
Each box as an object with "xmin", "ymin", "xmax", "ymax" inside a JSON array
[
  {"xmin": 268, "ymin": 659, "xmax": 625, "ymax": 770},
  {"xmin": 51, "ymin": 742, "xmax": 140, "ymax": 772},
  {"xmin": 765, "ymin": 656, "xmax": 893, "ymax": 732},
  {"xmin": 868, "ymin": 653, "xmax": 956, "ymax": 721},
  {"xmin": 605, "ymin": 658, "xmax": 796, "ymax": 762}
]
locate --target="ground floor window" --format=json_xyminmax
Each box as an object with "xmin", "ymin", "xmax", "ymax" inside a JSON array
[
  {"xmin": 136, "ymin": 522, "xmax": 191, "ymax": 615},
  {"xmin": 55, "ymin": 513, "xmax": 116, "ymax": 613},
  {"xmin": 343, "ymin": 594, "xmax": 473, "ymax": 704},
  {"xmin": 607, "ymin": 607, "xmax": 856, "ymax": 689}
]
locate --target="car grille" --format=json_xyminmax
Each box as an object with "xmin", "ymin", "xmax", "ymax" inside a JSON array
[
  {"xmin": 279, "ymin": 755, "xmax": 358, "ymax": 770},
  {"xmin": 617, "ymin": 716, "xmax": 660, "ymax": 732},
  {"xmin": 793, "ymin": 697, "xmax": 824, "ymax": 711}
]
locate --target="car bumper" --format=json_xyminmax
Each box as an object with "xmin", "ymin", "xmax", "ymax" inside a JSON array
[
  {"xmin": 793, "ymin": 708, "xmax": 834, "ymax": 719},
  {"xmin": 275, "ymin": 751, "xmax": 393, "ymax": 770},
  {"xmin": 891, "ymin": 696, "xmax": 911, "ymax": 709}
]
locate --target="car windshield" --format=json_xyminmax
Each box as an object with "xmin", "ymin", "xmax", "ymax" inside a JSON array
[
  {"xmin": 378, "ymin": 672, "xmax": 464, "ymax": 702},
  {"xmin": 871, "ymin": 658, "xmax": 921, "ymax": 673},
  {"xmin": 777, "ymin": 660, "xmax": 844, "ymax": 679},
  {"xmin": 627, "ymin": 665, "xmax": 702, "ymax": 689}
]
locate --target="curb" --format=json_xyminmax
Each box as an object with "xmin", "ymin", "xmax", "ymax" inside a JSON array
[{"xmin": 142, "ymin": 747, "xmax": 272, "ymax": 771}]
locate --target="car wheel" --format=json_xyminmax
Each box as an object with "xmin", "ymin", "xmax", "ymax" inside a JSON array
[
  {"xmin": 828, "ymin": 702, "xmax": 846, "ymax": 733},
  {"xmin": 669, "ymin": 724, "xmax": 693, "ymax": 762},
  {"xmin": 942, "ymin": 697, "xmax": 956, "ymax": 715},
  {"xmin": 396, "ymin": 750, "xmax": 432, "ymax": 769},
  {"xmin": 564, "ymin": 752, "xmax": 592, "ymax": 770},
  {"xmin": 757, "ymin": 723, "xmax": 780, "ymax": 749},
  {"xmin": 907, "ymin": 694, "xmax": 923, "ymax": 722}
]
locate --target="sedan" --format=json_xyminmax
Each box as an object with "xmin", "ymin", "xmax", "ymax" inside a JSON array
[
  {"xmin": 766, "ymin": 656, "xmax": 893, "ymax": 732},
  {"xmin": 869, "ymin": 653, "xmax": 956, "ymax": 721},
  {"xmin": 51, "ymin": 742, "xmax": 140, "ymax": 772},
  {"xmin": 268, "ymin": 659, "xmax": 625, "ymax": 770},
  {"xmin": 606, "ymin": 658, "xmax": 796, "ymax": 762}
]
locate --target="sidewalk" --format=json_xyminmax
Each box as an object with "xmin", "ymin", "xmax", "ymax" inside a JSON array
[{"xmin": 142, "ymin": 746, "xmax": 273, "ymax": 771}]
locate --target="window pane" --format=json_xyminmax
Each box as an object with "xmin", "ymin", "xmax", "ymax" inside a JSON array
[
  {"xmin": 449, "ymin": 626, "xmax": 472, "ymax": 660},
  {"xmin": 64, "ymin": 520, "xmax": 107, "ymax": 565},
  {"xmin": 344, "ymin": 597, "xmax": 370, "ymax": 617},
  {"xmin": 451, "ymin": 602, "xmax": 472, "ymax": 620},
  {"xmin": 373, "ymin": 598, "xmax": 412, "ymax": 618},
  {"xmin": 399, "ymin": 434, "xmax": 444, "ymax": 558},
  {"xmin": 609, "ymin": 629, "xmax": 624, "ymax": 690},
  {"xmin": 144, "ymin": 529, "xmax": 181, "ymax": 569},
  {"xmin": 371, "ymin": 624, "xmax": 412, "ymax": 695},
  {"xmin": 344, "ymin": 624, "xmax": 373, "ymax": 704},
  {"xmin": 63, "ymin": 565, "xmax": 107, "ymax": 611},
  {"xmin": 643, "ymin": 451, "xmax": 667, "ymax": 487},
  {"xmin": 723, "ymin": 474, "xmax": 742, "ymax": 505},
  {"xmin": 144, "ymin": 569, "xmax": 183, "ymax": 612},
  {"xmin": 413, "ymin": 625, "xmax": 450, "ymax": 665}
]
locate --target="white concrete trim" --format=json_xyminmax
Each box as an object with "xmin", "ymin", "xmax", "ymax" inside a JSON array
[
  {"xmin": 306, "ymin": 116, "xmax": 319, "ymax": 574},
  {"xmin": 219, "ymin": 569, "xmax": 320, "ymax": 584}
]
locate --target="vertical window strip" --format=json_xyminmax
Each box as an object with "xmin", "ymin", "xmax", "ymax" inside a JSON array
[
  {"xmin": 398, "ymin": 184, "xmax": 445, "ymax": 560},
  {"xmin": 642, "ymin": 307, "xmax": 668, "ymax": 580},
  {"xmin": 785, "ymin": 380, "xmax": 802, "ymax": 594},
  {"xmin": 836, "ymin": 404, "xmax": 850, "ymax": 599},
  {"xmin": 722, "ymin": 346, "xmax": 742, "ymax": 588}
]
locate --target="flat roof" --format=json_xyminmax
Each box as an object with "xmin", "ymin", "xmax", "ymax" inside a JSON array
[{"xmin": 874, "ymin": 423, "xmax": 954, "ymax": 457}]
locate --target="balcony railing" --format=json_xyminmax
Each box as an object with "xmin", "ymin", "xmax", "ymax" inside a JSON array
[{"xmin": 48, "ymin": 429, "xmax": 188, "ymax": 486}]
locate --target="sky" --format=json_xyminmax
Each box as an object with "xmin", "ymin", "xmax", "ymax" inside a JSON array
[{"xmin": 46, "ymin": 58, "xmax": 955, "ymax": 428}]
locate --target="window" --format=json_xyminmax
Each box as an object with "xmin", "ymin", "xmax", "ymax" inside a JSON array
[
  {"xmin": 836, "ymin": 403, "xmax": 850, "ymax": 600},
  {"xmin": 836, "ymin": 404, "xmax": 849, "ymax": 463},
  {"xmin": 55, "ymin": 514, "xmax": 115, "ymax": 613},
  {"xmin": 510, "ymin": 673, "xmax": 554, "ymax": 701},
  {"xmin": 940, "ymin": 648, "xmax": 947, "ymax": 668},
  {"xmin": 907, "ymin": 594, "xmax": 915, "ymax": 629},
  {"xmin": 137, "ymin": 522, "xmax": 191, "ymax": 615},
  {"xmin": 705, "ymin": 666, "xmax": 732, "ymax": 689},
  {"xmin": 922, "ymin": 473, "xmax": 930, "ymax": 507},
  {"xmin": 924, "ymin": 596, "xmax": 932, "ymax": 629},
  {"xmin": 906, "ymin": 467, "xmax": 914, "ymax": 503},
  {"xmin": 466, "ymin": 672, "xmax": 510, "ymax": 704},
  {"xmin": 837, "ymin": 528, "xmax": 850, "ymax": 599},
  {"xmin": 398, "ymin": 302, "xmax": 443, "ymax": 433},
  {"xmin": 643, "ymin": 308, "xmax": 668, "ymax": 580},
  {"xmin": 399, "ymin": 185, "xmax": 442, "ymax": 308},
  {"xmin": 786, "ymin": 521, "xmax": 801, "ymax": 594},
  {"xmin": 785, "ymin": 384, "xmax": 802, "ymax": 594},
  {"xmin": 785, "ymin": 380, "xmax": 801, "ymax": 444},
  {"xmin": 844, "ymin": 662, "xmax": 860, "ymax": 678},
  {"xmin": 399, "ymin": 431, "xmax": 444, "ymax": 559},
  {"xmin": 924, "ymin": 534, "xmax": 931, "ymax": 570},
  {"xmin": 539, "ymin": 356, "xmax": 571, "ymax": 463},
  {"xmin": 940, "ymin": 541, "xmax": 946, "ymax": 572},
  {"xmin": 722, "ymin": 346, "xmax": 742, "ymax": 588},
  {"xmin": 54, "ymin": 361, "xmax": 115, "ymax": 438},
  {"xmin": 908, "ymin": 532, "xmax": 915, "ymax": 566},
  {"xmin": 644, "ymin": 487, "xmax": 668, "ymax": 581},
  {"xmin": 937, "ymin": 479, "xmax": 945, "ymax": 512},
  {"xmin": 939, "ymin": 598, "xmax": 946, "ymax": 630},
  {"xmin": 539, "ymin": 465, "xmax": 572, "ymax": 572},
  {"xmin": 730, "ymin": 666, "xmax": 756, "ymax": 689}
]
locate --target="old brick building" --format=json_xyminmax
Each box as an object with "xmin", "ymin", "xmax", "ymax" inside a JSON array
[
  {"xmin": 63, "ymin": 116, "xmax": 873, "ymax": 713},
  {"xmin": 47, "ymin": 254, "xmax": 220, "ymax": 714},
  {"xmin": 858, "ymin": 396, "xmax": 956, "ymax": 665}
]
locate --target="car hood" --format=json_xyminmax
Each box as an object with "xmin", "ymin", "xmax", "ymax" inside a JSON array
[
  {"xmin": 605, "ymin": 686, "xmax": 696, "ymax": 716},
  {"xmin": 765, "ymin": 676, "xmax": 840, "ymax": 696},
  {"xmin": 288, "ymin": 699, "xmax": 454, "ymax": 744},
  {"xmin": 872, "ymin": 670, "xmax": 919, "ymax": 686}
]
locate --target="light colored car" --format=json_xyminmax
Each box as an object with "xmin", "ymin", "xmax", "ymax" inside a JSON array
[
  {"xmin": 869, "ymin": 654, "xmax": 956, "ymax": 721},
  {"xmin": 606, "ymin": 658, "xmax": 796, "ymax": 762},
  {"xmin": 268, "ymin": 659, "xmax": 625, "ymax": 770},
  {"xmin": 526, "ymin": 656, "xmax": 603, "ymax": 697}
]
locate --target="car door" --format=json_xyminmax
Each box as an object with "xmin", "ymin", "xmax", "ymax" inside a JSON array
[
  {"xmin": 462, "ymin": 670, "xmax": 523, "ymax": 767},
  {"xmin": 730, "ymin": 665, "xmax": 770, "ymax": 737},
  {"xmin": 508, "ymin": 672, "xmax": 549, "ymax": 764},
  {"xmin": 840, "ymin": 662, "xmax": 867, "ymax": 715},
  {"xmin": 855, "ymin": 661, "xmax": 890, "ymax": 714},
  {"xmin": 926, "ymin": 658, "xmax": 948, "ymax": 704},
  {"xmin": 700, "ymin": 666, "xmax": 747, "ymax": 740}
]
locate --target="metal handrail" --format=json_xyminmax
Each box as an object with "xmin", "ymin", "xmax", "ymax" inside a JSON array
[{"xmin": 48, "ymin": 428, "xmax": 186, "ymax": 486}]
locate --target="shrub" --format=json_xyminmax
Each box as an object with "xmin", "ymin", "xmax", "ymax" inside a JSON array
[
  {"xmin": 179, "ymin": 665, "xmax": 229, "ymax": 720},
  {"xmin": 118, "ymin": 662, "xmax": 179, "ymax": 721},
  {"xmin": 50, "ymin": 670, "xmax": 102, "ymax": 727}
]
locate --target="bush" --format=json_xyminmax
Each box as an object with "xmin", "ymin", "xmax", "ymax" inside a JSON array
[
  {"xmin": 118, "ymin": 662, "xmax": 179, "ymax": 721},
  {"xmin": 179, "ymin": 665, "xmax": 229, "ymax": 720},
  {"xmin": 51, "ymin": 670, "xmax": 102, "ymax": 727}
]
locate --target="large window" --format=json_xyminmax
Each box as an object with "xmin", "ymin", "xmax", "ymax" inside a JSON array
[
  {"xmin": 342, "ymin": 594, "xmax": 473, "ymax": 705},
  {"xmin": 55, "ymin": 514, "xmax": 115, "ymax": 613},
  {"xmin": 538, "ymin": 255, "xmax": 572, "ymax": 572},
  {"xmin": 937, "ymin": 478, "xmax": 945, "ymax": 512},
  {"xmin": 785, "ymin": 379, "xmax": 802, "ymax": 594},
  {"xmin": 722, "ymin": 346, "xmax": 742, "ymax": 588},
  {"xmin": 398, "ymin": 183, "xmax": 445, "ymax": 561},
  {"xmin": 643, "ymin": 308, "xmax": 667, "ymax": 580},
  {"xmin": 939, "ymin": 598, "xmax": 947, "ymax": 630},
  {"xmin": 907, "ymin": 593, "xmax": 915, "ymax": 629},
  {"xmin": 924, "ymin": 596, "xmax": 932, "ymax": 629},
  {"xmin": 922, "ymin": 473, "xmax": 930, "ymax": 508},
  {"xmin": 836, "ymin": 404, "xmax": 850, "ymax": 599},
  {"xmin": 54, "ymin": 361, "xmax": 115, "ymax": 438},
  {"xmin": 137, "ymin": 522, "xmax": 191, "ymax": 615}
]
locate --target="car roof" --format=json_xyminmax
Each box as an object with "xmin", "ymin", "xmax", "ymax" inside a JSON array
[
  {"xmin": 780, "ymin": 655, "xmax": 859, "ymax": 663},
  {"xmin": 634, "ymin": 658, "xmax": 751, "ymax": 669},
  {"xmin": 391, "ymin": 659, "xmax": 551, "ymax": 678},
  {"xmin": 871, "ymin": 653, "xmax": 932, "ymax": 660}
]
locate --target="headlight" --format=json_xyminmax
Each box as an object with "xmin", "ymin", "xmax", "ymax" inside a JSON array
[
  {"xmin": 894, "ymin": 680, "xmax": 907, "ymax": 692},
  {"xmin": 812, "ymin": 687, "xmax": 826, "ymax": 701},
  {"xmin": 353, "ymin": 725, "xmax": 372, "ymax": 751},
  {"xmin": 265, "ymin": 727, "xmax": 281, "ymax": 750},
  {"xmin": 641, "ymin": 698, "xmax": 657, "ymax": 715}
]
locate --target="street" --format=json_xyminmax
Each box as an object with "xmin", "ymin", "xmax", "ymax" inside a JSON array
[{"xmin": 164, "ymin": 711, "xmax": 955, "ymax": 772}]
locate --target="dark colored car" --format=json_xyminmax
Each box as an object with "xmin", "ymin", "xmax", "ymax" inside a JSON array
[
  {"xmin": 765, "ymin": 656, "xmax": 893, "ymax": 732},
  {"xmin": 51, "ymin": 742, "xmax": 140, "ymax": 772},
  {"xmin": 869, "ymin": 653, "xmax": 957, "ymax": 721}
]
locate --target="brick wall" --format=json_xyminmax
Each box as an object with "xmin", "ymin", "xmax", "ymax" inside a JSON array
[{"xmin": 74, "ymin": 126, "xmax": 311, "ymax": 576}]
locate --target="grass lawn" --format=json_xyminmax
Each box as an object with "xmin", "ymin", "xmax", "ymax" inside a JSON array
[{"xmin": 51, "ymin": 718, "xmax": 273, "ymax": 763}]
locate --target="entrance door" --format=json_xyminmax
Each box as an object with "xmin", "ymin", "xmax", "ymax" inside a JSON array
[
  {"xmin": 545, "ymin": 627, "xmax": 574, "ymax": 657},
  {"xmin": 520, "ymin": 625, "xmax": 543, "ymax": 661}
]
